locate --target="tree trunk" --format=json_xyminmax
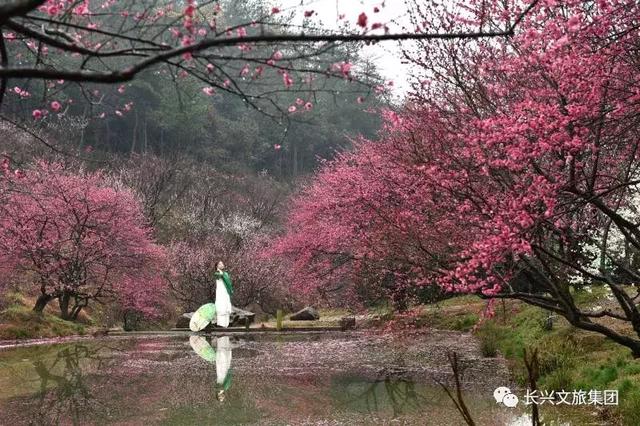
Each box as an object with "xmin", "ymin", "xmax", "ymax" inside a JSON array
[
  {"xmin": 59, "ymin": 291, "xmax": 71, "ymax": 320},
  {"xmin": 523, "ymin": 348, "xmax": 541, "ymax": 426},
  {"xmin": 631, "ymin": 343, "xmax": 640, "ymax": 359},
  {"xmin": 33, "ymin": 294, "xmax": 54, "ymax": 313},
  {"xmin": 131, "ymin": 110, "xmax": 138, "ymax": 156},
  {"xmin": 105, "ymin": 120, "xmax": 111, "ymax": 150},
  {"xmin": 143, "ymin": 118, "xmax": 148, "ymax": 152},
  {"xmin": 80, "ymin": 126, "xmax": 85, "ymax": 149},
  {"xmin": 70, "ymin": 297, "xmax": 88, "ymax": 320},
  {"xmin": 123, "ymin": 311, "xmax": 138, "ymax": 331},
  {"xmin": 600, "ymin": 228, "xmax": 609, "ymax": 272},
  {"xmin": 292, "ymin": 138, "xmax": 298, "ymax": 178},
  {"xmin": 70, "ymin": 306, "xmax": 82, "ymax": 321}
]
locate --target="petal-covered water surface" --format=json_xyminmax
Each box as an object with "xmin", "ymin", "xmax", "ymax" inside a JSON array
[{"xmin": 0, "ymin": 331, "xmax": 543, "ymax": 425}]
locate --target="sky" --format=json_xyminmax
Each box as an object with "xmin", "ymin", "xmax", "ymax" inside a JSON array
[{"xmin": 278, "ymin": 0, "xmax": 416, "ymax": 97}]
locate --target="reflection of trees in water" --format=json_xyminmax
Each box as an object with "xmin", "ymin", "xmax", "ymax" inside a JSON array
[
  {"xmin": 334, "ymin": 343, "xmax": 435, "ymax": 418},
  {"xmin": 29, "ymin": 343, "xmax": 113, "ymax": 425},
  {"xmin": 332, "ymin": 370, "xmax": 432, "ymax": 418}
]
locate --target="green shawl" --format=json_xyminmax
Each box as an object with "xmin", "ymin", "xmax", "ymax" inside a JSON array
[
  {"xmin": 219, "ymin": 369, "xmax": 232, "ymax": 391},
  {"xmin": 214, "ymin": 270, "xmax": 234, "ymax": 296}
]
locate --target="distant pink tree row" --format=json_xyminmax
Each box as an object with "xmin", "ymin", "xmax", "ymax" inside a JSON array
[
  {"xmin": 168, "ymin": 236, "xmax": 297, "ymax": 314},
  {"xmin": 269, "ymin": 0, "xmax": 640, "ymax": 357},
  {"xmin": 0, "ymin": 159, "xmax": 167, "ymax": 320}
]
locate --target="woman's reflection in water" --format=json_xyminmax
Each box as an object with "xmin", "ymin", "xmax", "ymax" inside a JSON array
[
  {"xmin": 216, "ymin": 336, "xmax": 232, "ymax": 401},
  {"xmin": 189, "ymin": 335, "xmax": 233, "ymax": 401}
]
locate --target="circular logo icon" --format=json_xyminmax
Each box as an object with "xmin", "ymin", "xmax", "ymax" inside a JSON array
[{"xmin": 493, "ymin": 386, "xmax": 511, "ymax": 403}]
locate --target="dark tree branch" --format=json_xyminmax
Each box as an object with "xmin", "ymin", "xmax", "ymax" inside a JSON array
[
  {"xmin": 0, "ymin": 26, "xmax": 534, "ymax": 82},
  {"xmin": 0, "ymin": 0, "xmax": 47, "ymax": 24},
  {"xmin": 0, "ymin": 28, "xmax": 6, "ymax": 107}
]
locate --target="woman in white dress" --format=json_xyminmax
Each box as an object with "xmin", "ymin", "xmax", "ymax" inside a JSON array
[{"xmin": 214, "ymin": 261, "xmax": 233, "ymax": 327}]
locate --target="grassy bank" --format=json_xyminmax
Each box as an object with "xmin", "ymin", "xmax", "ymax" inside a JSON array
[
  {"xmin": 0, "ymin": 292, "xmax": 87, "ymax": 340},
  {"xmin": 420, "ymin": 292, "xmax": 640, "ymax": 425},
  {"xmin": 253, "ymin": 308, "xmax": 350, "ymax": 329}
]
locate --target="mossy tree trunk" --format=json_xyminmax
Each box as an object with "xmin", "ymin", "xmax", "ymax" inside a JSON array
[
  {"xmin": 33, "ymin": 291, "xmax": 88, "ymax": 322},
  {"xmin": 33, "ymin": 293, "xmax": 55, "ymax": 313}
]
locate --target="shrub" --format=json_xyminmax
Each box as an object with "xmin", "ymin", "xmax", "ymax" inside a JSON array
[
  {"xmin": 452, "ymin": 313, "xmax": 478, "ymax": 331},
  {"xmin": 476, "ymin": 321, "xmax": 499, "ymax": 357},
  {"xmin": 536, "ymin": 339, "xmax": 576, "ymax": 376},
  {"xmin": 542, "ymin": 367, "xmax": 574, "ymax": 392},
  {"xmin": 620, "ymin": 389, "xmax": 640, "ymax": 426}
]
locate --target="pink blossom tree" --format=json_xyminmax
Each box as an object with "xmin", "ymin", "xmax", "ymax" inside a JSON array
[
  {"xmin": 0, "ymin": 159, "xmax": 167, "ymax": 320},
  {"xmin": 270, "ymin": 0, "xmax": 640, "ymax": 356},
  {"xmin": 267, "ymin": 127, "xmax": 464, "ymax": 309}
]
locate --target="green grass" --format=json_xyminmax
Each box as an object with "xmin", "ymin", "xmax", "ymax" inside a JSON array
[
  {"xmin": 620, "ymin": 388, "xmax": 640, "ymax": 426},
  {"xmin": 420, "ymin": 297, "xmax": 481, "ymax": 332},
  {"xmin": 434, "ymin": 295, "xmax": 481, "ymax": 307},
  {"xmin": 485, "ymin": 305, "xmax": 640, "ymax": 425},
  {"xmin": 416, "ymin": 291, "xmax": 640, "ymax": 425},
  {"xmin": 0, "ymin": 293, "xmax": 86, "ymax": 340},
  {"xmin": 255, "ymin": 307, "xmax": 349, "ymax": 329},
  {"xmin": 448, "ymin": 313, "xmax": 479, "ymax": 331}
]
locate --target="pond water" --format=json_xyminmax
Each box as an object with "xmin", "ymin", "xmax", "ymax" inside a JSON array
[{"xmin": 0, "ymin": 330, "xmax": 558, "ymax": 425}]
